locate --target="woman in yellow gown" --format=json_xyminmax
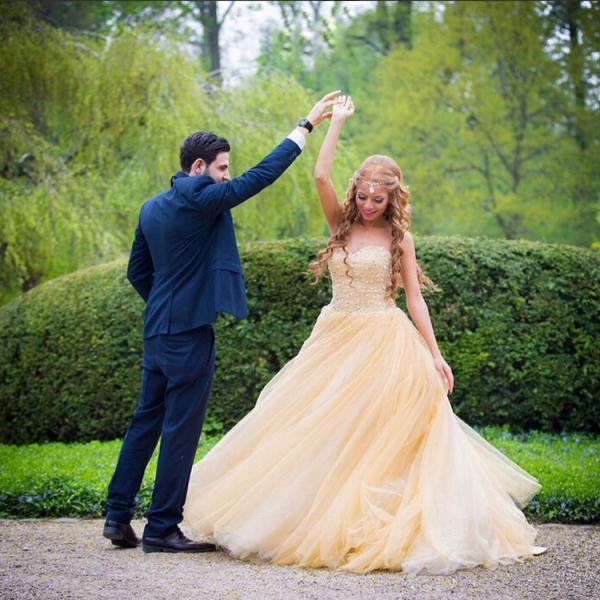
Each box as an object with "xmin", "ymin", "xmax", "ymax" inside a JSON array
[{"xmin": 183, "ymin": 96, "xmax": 545, "ymax": 574}]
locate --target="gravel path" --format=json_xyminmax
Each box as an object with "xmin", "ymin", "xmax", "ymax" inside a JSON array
[{"xmin": 0, "ymin": 519, "xmax": 598, "ymax": 599}]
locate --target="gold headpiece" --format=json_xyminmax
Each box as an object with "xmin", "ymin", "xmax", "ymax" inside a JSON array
[{"xmin": 354, "ymin": 172, "xmax": 389, "ymax": 193}]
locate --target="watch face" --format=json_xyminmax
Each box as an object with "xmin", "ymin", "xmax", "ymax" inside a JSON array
[{"xmin": 298, "ymin": 118, "xmax": 313, "ymax": 132}]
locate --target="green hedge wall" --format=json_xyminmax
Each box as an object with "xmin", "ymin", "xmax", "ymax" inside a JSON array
[{"xmin": 0, "ymin": 237, "xmax": 598, "ymax": 444}]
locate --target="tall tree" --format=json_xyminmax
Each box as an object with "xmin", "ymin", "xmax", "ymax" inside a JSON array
[
  {"xmin": 257, "ymin": 0, "xmax": 414, "ymax": 148},
  {"xmin": 258, "ymin": 1, "xmax": 344, "ymax": 84},
  {"xmin": 360, "ymin": 1, "xmax": 598, "ymax": 245},
  {"xmin": 542, "ymin": 0, "xmax": 599, "ymax": 240},
  {"xmin": 14, "ymin": 0, "xmax": 236, "ymax": 83},
  {"xmin": 194, "ymin": 1, "xmax": 235, "ymax": 81},
  {"xmin": 349, "ymin": 0, "xmax": 412, "ymax": 54},
  {"xmin": 544, "ymin": 0, "xmax": 599, "ymax": 150}
]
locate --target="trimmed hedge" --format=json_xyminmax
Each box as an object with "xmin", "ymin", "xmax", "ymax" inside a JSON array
[{"xmin": 0, "ymin": 237, "xmax": 598, "ymax": 443}]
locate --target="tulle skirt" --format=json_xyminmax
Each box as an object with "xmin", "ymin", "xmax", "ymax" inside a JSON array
[{"xmin": 183, "ymin": 305, "xmax": 544, "ymax": 574}]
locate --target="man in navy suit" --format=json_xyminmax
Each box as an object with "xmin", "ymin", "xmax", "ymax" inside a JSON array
[{"xmin": 103, "ymin": 91, "xmax": 340, "ymax": 553}]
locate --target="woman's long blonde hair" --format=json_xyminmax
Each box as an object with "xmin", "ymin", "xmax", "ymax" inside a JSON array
[{"xmin": 309, "ymin": 155, "xmax": 436, "ymax": 297}]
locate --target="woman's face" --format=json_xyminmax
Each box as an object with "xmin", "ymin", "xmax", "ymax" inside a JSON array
[{"xmin": 355, "ymin": 181, "xmax": 390, "ymax": 223}]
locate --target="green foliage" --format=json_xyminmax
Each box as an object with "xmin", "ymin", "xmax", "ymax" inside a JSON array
[
  {"xmin": 357, "ymin": 2, "xmax": 599, "ymax": 246},
  {"xmin": 0, "ymin": 427, "xmax": 597, "ymax": 523},
  {"xmin": 2, "ymin": 1, "xmax": 598, "ymax": 308},
  {"xmin": 308, "ymin": 0, "xmax": 412, "ymax": 134},
  {"xmin": 0, "ymin": 237, "xmax": 598, "ymax": 445},
  {"xmin": 260, "ymin": 1, "xmax": 412, "ymax": 94},
  {"xmin": 0, "ymin": 434, "xmax": 221, "ymax": 519},
  {"xmin": 475, "ymin": 427, "xmax": 600, "ymax": 524}
]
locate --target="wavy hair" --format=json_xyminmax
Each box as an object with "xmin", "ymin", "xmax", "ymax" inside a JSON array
[{"xmin": 309, "ymin": 155, "xmax": 436, "ymax": 297}]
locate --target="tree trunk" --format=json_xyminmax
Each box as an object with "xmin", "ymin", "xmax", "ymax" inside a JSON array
[
  {"xmin": 196, "ymin": 0, "xmax": 221, "ymax": 82},
  {"xmin": 392, "ymin": 0, "xmax": 412, "ymax": 49},
  {"xmin": 566, "ymin": 0, "xmax": 586, "ymax": 149},
  {"xmin": 374, "ymin": 0, "xmax": 412, "ymax": 52}
]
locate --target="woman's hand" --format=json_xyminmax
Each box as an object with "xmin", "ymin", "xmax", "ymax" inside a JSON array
[
  {"xmin": 434, "ymin": 355, "xmax": 454, "ymax": 394},
  {"xmin": 331, "ymin": 95, "xmax": 355, "ymax": 122},
  {"xmin": 306, "ymin": 90, "xmax": 342, "ymax": 127}
]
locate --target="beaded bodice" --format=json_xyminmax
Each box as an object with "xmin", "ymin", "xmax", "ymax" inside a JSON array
[{"xmin": 327, "ymin": 246, "xmax": 396, "ymax": 313}]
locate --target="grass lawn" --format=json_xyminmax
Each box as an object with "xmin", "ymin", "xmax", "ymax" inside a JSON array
[{"xmin": 0, "ymin": 426, "xmax": 598, "ymax": 523}]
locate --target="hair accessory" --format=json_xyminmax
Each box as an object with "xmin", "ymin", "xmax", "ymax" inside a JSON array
[{"xmin": 354, "ymin": 172, "xmax": 389, "ymax": 192}]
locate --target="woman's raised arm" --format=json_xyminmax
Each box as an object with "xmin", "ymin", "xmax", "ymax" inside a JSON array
[{"xmin": 314, "ymin": 95, "xmax": 355, "ymax": 234}]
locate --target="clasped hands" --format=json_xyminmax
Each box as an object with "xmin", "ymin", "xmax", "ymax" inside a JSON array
[{"xmin": 305, "ymin": 90, "xmax": 356, "ymax": 129}]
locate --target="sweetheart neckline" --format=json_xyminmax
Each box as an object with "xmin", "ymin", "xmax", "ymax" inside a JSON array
[{"xmin": 336, "ymin": 245, "xmax": 392, "ymax": 258}]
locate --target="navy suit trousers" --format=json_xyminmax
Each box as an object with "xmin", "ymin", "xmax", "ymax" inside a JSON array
[{"xmin": 106, "ymin": 325, "xmax": 216, "ymax": 538}]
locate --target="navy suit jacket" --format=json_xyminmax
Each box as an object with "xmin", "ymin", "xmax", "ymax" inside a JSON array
[{"xmin": 127, "ymin": 137, "xmax": 302, "ymax": 338}]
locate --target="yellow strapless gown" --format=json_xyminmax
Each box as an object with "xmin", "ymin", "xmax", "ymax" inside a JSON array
[{"xmin": 183, "ymin": 245, "xmax": 545, "ymax": 574}]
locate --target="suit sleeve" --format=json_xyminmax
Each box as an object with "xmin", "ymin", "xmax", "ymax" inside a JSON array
[
  {"xmin": 193, "ymin": 138, "xmax": 301, "ymax": 217},
  {"xmin": 127, "ymin": 219, "xmax": 154, "ymax": 302}
]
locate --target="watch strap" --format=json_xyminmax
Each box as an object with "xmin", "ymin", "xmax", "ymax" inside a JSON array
[{"xmin": 297, "ymin": 118, "xmax": 314, "ymax": 133}]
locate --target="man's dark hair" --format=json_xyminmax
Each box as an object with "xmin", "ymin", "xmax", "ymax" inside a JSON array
[{"xmin": 179, "ymin": 131, "xmax": 231, "ymax": 172}]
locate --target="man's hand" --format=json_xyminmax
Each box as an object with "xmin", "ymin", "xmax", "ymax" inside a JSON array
[
  {"xmin": 331, "ymin": 95, "xmax": 355, "ymax": 122},
  {"xmin": 305, "ymin": 90, "xmax": 342, "ymax": 128}
]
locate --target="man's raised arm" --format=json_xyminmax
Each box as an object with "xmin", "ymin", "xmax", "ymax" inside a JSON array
[{"xmin": 181, "ymin": 91, "xmax": 341, "ymax": 218}]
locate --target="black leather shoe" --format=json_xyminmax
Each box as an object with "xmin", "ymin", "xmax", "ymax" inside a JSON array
[
  {"xmin": 142, "ymin": 527, "xmax": 217, "ymax": 553},
  {"xmin": 103, "ymin": 519, "xmax": 141, "ymax": 549}
]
